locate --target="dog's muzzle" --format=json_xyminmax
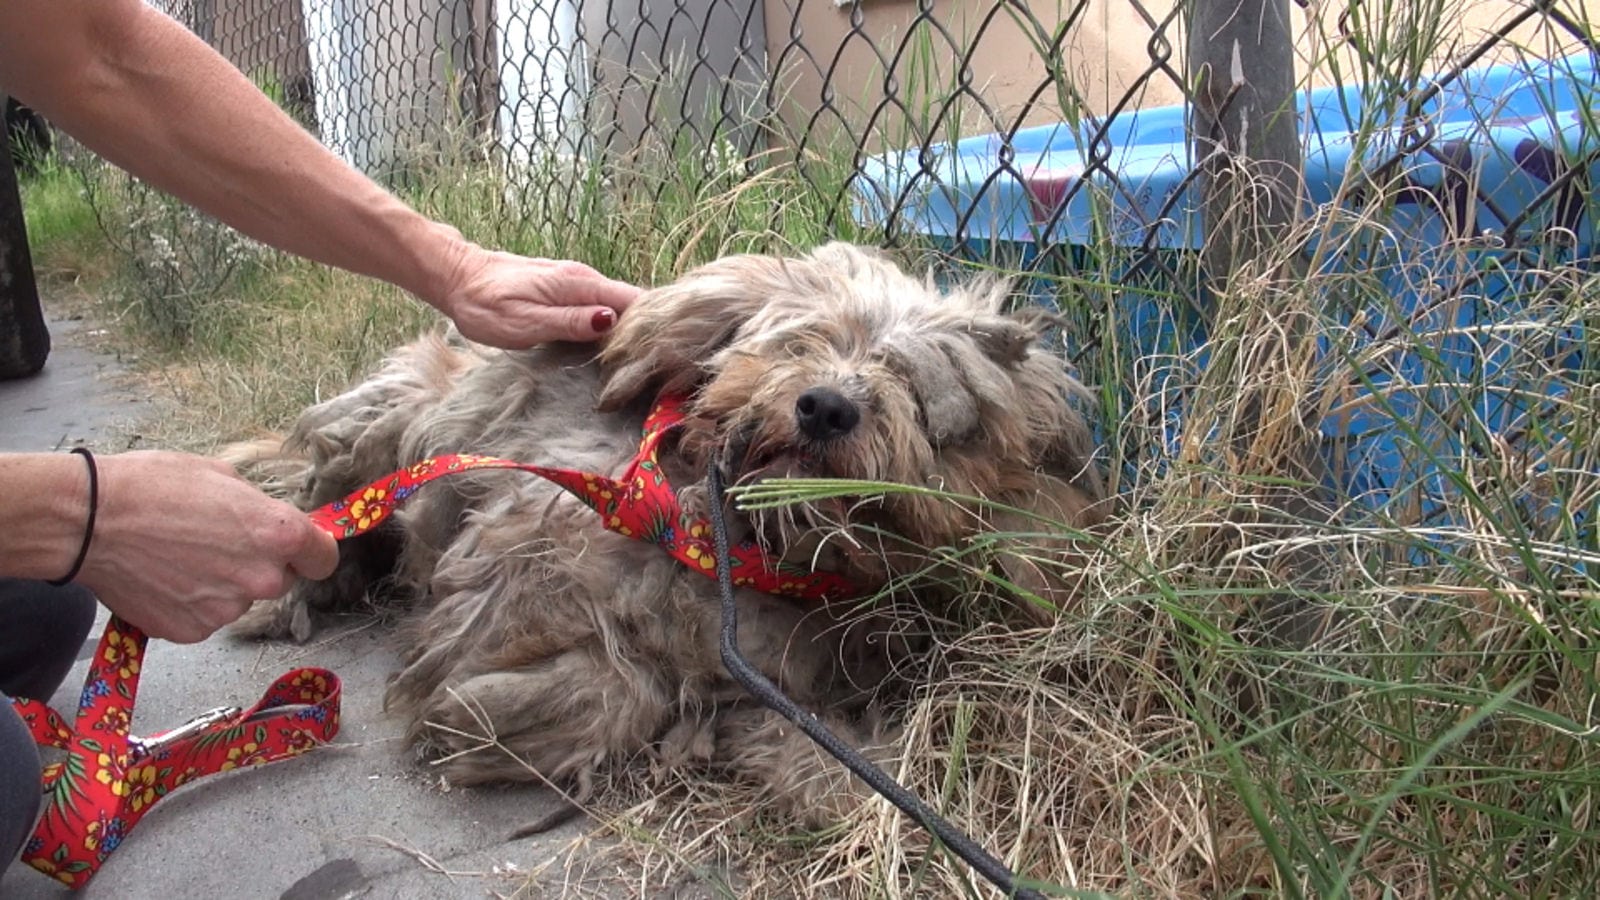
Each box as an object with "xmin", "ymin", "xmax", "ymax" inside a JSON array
[{"xmin": 795, "ymin": 386, "xmax": 860, "ymax": 442}]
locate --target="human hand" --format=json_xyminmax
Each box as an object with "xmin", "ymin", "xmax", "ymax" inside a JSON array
[
  {"xmin": 75, "ymin": 451, "xmax": 339, "ymax": 643},
  {"xmin": 434, "ymin": 241, "xmax": 642, "ymax": 349}
]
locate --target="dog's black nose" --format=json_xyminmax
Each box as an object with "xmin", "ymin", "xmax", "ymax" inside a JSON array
[{"xmin": 795, "ymin": 387, "xmax": 860, "ymax": 442}]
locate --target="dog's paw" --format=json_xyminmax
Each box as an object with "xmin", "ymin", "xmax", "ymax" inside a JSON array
[
  {"xmin": 655, "ymin": 716, "xmax": 717, "ymax": 772},
  {"xmin": 675, "ymin": 482, "xmax": 713, "ymax": 523},
  {"xmin": 713, "ymin": 706, "xmax": 898, "ymax": 828},
  {"xmin": 230, "ymin": 594, "xmax": 315, "ymax": 642}
]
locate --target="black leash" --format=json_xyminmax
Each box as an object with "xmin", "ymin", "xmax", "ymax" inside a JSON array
[{"xmin": 706, "ymin": 461, "xmax": 1046, "ymax": 900}]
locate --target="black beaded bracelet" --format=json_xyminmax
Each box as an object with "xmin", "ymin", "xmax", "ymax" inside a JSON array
[{"xmin": 48, "ymin": 446, "xmax": 98, "ymax": 586}]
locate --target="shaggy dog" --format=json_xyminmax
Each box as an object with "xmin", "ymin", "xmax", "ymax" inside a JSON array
[{"xmin": 235, "ymin": 242, "xmax": 1107, "ymax": 822}]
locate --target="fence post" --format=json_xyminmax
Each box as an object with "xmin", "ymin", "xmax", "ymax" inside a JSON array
[
  {"xmin": 1186, "ymin": 0, "xmax": 1336, "ymax": 661},
  {"xmin": 1187, "ymin": 0, "xmax": 1304, "ymax": 286},
  {"xmin": 0, "ymin": 101, "xmax": 49, "ymax": 380}
]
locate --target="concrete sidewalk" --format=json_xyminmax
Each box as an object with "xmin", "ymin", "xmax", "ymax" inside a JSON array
[{"xmin": 0, "ymin": 304, "xmax": 624, "ymax": 899}]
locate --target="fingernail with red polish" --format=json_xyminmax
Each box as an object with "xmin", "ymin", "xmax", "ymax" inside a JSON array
[{"xmin": 592, "ymin": 309, "xmax": 616, "ymax": 332}]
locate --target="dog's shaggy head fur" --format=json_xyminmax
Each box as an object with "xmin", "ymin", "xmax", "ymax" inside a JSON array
[
  {"xmin": 599, "ymin": 243, "xmax": 1104, "ymax": 579},
  {"xmin": 236, "ymin": 242, "xmax": 1106, "ymax": 823}
]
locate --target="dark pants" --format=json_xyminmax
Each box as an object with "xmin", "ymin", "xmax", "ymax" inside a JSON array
[{"xmin": 1, "ymin": 579, "xmax": 98, "ymax": 879}]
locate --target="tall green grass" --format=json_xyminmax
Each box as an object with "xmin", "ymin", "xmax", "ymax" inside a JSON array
[{"xmin": 19, "ymin": 152, "xmax": 107, "ymax": 282}]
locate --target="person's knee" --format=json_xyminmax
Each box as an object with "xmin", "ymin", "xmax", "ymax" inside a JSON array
[
  {"xmin": 49, "ymin": 583, "xmax": 99, "ymax": 647},
  {"xmin": 0, "ymin": 579, "xmax": 100, "ymax": 701},
  {"xmin": 0, "ymin": 582, "xmax": 93, "ymax": 877},
  {"xmin": 0, "ymin": 703, "xmax": 44, "ymax": 877}
]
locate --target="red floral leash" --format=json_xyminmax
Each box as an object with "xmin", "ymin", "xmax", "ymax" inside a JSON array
[
  {"xmin": 11, "ymin": 623, "xmax": 340, "ymax": 888},
  {"xmin": 12, "ymin": 394, "xmax": 857, "ymax": 889}
]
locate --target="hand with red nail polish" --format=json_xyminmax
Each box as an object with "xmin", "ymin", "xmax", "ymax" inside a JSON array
[{"xmin": 427, "ymin": 236, "xmax": 641, "ymax": 348}]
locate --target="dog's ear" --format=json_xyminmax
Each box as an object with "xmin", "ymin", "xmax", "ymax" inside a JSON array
[
  {"xmin": 968, "ymin": 317, "xmax": 1035, "ymax": 365},
  {"xmin": 964, "ymin": 293, "xmax": 1037, "ymax": 367},
  {"xmin": 597, "ymin": 254, "xmax": 799, "ymax": 410},
  {"xmin": 947, "ymin": 273, "xmax": 1039, "ymax": 367}
]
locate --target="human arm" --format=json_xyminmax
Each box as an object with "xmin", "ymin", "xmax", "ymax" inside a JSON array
[
  {"xmin": 2, "ymin": 451, "xmax": 338, "ymax": 643},
  {"xmin": 0, "ymin": 0, "xmax": 639, "ymax": 347}
]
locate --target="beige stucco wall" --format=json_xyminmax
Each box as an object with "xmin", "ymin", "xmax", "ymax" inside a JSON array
[{"xmin": 765, "ymin": 0, "xmax": 1597, "ymax": 149}]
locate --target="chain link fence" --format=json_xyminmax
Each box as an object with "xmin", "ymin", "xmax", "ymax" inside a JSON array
[
  {"xmin": 142, "ymin": 0, "xmax": 1596, "ymax": 238},
  {"xmin": 142, "ymin": 1, "xmax": 1597, "ymax": 333},
  {"xmin": 76, "ymin": 0, "xmax": 1600, "ymax": 541}
]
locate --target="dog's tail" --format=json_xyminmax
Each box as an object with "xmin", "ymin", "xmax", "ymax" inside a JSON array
[
  {"xmin": 219, "ymin": 434, "xmax": 312, "ymax": 502},
  {"xmin": 219, "ymin": 436, "xmax": 292, "ymax": 466},
  {"xmin": 224, "ymin": 330, "xmax": 486, "ymax": 517}
]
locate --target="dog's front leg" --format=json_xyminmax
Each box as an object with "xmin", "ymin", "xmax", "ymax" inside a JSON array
[
  {"xmin": 711, "ymin": 704, "xmax": 897, "ymax": 828},
  {"xmin": 403, "ymin": 643, "xmax": 677, "ymax": 798}
]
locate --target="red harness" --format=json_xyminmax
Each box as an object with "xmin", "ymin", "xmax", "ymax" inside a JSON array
[
  {"xmin": 11, "ymin": 395, "xmax": 859, "ymax": 889},
  {"xmin": 311, "ymin": 394, "xmax": 860, "ymax": 602}
]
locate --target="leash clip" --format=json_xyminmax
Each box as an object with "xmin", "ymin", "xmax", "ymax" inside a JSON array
[{"xmin": 129, "ymin": 705, "xmax": 244, "ymax": 758}]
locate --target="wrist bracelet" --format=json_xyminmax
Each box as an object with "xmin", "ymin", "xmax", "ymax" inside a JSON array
[{"xmin": 48, "ymin": 446, "xmax": 98, "ymax": 587}]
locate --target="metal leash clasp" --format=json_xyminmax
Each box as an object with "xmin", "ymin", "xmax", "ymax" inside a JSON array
[{"xmin": 128, "ymin": 705, "xmax": 243, "ymax": 759}]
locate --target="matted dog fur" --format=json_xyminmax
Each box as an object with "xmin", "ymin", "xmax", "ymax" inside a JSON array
[{"xmin": 235, "ymin": 242, "xmax": 1107, "ymax": 823}]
